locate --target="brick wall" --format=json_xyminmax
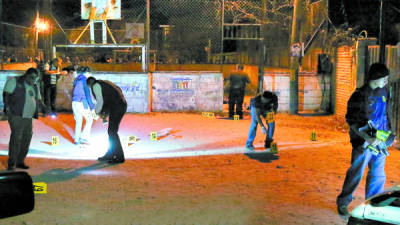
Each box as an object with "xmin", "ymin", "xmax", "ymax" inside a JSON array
[{"xmin": 335, "ymin": 46, "xmax": 356, "ymax": 119}]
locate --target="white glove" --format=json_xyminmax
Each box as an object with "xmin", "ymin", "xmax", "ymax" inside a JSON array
[{"xmin": 90, "ymin": 110, "xmax": 99, "ymax": 120}]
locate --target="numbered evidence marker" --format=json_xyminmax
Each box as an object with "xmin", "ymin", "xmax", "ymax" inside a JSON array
[
  {"xmin": 201, "ymin": 112, "xmax": 215, "ymax": 118},
  {"xmin": 150, "ymin": 132, "xmax": 158, "ymax": 141},
  {"xmin": 266, "ymin": 111, "xmax": 275, "ymax": 123},
  {"xmin": 123, "ymin": 135, "xmax": 137, "ymax": 147},
  {"xmin": 270, "ymin": 142, "xmax": 278, "ymax": 153},
  {"xmin": 33, "ymin": 182, "xmax": 47, "ymax": 194},
  {"xmin": 311, "ymin": 131, "xmax": 317, "ymax": 141},
  {"xmin": 51, "ymin": 136, "xmax": 59, "ymax": 146},
  {"xmin": 234, "ymin": 115, "xmax": 239, "ymax": 120},
  {"xmin": 127, "ymin": 135, "xmax": 137, "ymax": 144}
]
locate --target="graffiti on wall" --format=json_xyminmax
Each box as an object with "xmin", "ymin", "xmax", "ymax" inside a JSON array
[{"xmin": 152, "ymin": 73, "xmax": 223, "ymax": 112}]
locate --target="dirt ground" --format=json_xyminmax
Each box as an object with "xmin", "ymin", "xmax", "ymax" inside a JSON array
[{"xmin": 0, "ymin": 110, "xmax": 399, "ymax": 225}]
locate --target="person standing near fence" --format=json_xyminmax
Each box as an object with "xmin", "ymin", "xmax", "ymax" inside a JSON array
[
  {"xmin": 225, "ymin": 64, "xmax": 250, "ymax": 119},
  {"xmin": 43, "ymin": 58, "xmax": 61, "ymax": 115},
  {"xmin": 87, "ymin": 77, "xmax": 127, "ymax": 164}
]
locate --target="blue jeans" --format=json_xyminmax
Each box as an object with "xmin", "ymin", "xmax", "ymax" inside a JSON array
[
  {"xmin": 246, "ymin": 100, "xmax": 275, "ymax": 147},
  {"xmin": 336, "ymin": 146, "xmax": 386, "ymax": 206}
]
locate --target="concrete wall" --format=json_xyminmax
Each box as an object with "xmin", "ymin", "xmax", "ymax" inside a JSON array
[
  {"xmin": 263, "ymin": 71, "xmax": 331, "ymax": 112},
  {"xmin": 152, "ymin": 72, "xmax": 223, "ymax": 112},
  {"xmin": 0, "ymin": 71, "xmax": 150, "ymax": 113},
  {"xmin": 1, "ymin": 68, "xmax": 328, "ymax": 114},
  {"xmin": 57, "ymin": 72, "xmax": 150, "ymax": 113}
]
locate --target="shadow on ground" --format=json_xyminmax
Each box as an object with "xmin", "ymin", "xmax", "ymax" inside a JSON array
[
  {"xmin": 32, "ymin": 162, "xmax": 115, "ymax": 183},
  {"xmin": 244, "ymin": 152, "xmax": 279, "ymax": 163}
]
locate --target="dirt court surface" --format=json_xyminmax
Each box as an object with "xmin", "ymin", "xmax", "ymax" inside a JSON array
[{"xmin": 0, "ymin": 111, "xmax": 399, "ymax": 225}]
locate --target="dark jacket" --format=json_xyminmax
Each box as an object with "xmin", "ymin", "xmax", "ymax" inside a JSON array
[
  {"xmin": 3, "ymin": 76, "xmax": 40, "ymax": 119},
  {"xmin": 227, "ymin": 71, "xmax": 250, "ymax": 90},
  {"xmin": 91, "ymin": 80, "xmax": 126, "ymax": 115},
  {"xmin": 346, "ymin": 84, "xmax": 391, "ymax": 148},
  {"xmin": 252, "ymin": 91, "xmax": 279, "ymax": 116}
]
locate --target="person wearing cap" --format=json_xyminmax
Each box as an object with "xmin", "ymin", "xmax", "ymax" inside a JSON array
[
  {"xmin": 336, "ymin": 63, "xmax": 394, "ymax": 216},
  {"xmin": 245, "ymin": 90, "xmax": 278, "ymax": 151},
  {"xmin": 2, "ymin": 68, "xmax": 47, "ymax": 170},
  {"xmin": 72, "ymin": 66, "xmax": 96, "ymax": 145}
]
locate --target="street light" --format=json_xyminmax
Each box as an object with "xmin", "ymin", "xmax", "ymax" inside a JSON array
[
  {"xmin": 34, "ymin": 18, "xmax": 49, "ymax": 61},
  {"xmin": 36, "ymin": 18, "xmax": 48, "ymax": 32}
]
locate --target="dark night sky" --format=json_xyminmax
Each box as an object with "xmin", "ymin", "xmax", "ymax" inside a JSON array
[
  {"xmin": 2, "ymin": 0, "xmax": 400, "ymax": 44},
  {"xmin": 329, "ymin": 0, "xmax": 400, "ymax": 44}
]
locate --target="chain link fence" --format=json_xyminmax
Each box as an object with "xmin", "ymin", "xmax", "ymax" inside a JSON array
[{"xmin": 0, "ymin": 0, "xmax": 298, "ymax": 66}]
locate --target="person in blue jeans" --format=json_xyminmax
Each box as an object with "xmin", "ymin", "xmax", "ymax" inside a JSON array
[
  {"xmin": 245, "ymin": 91, "xmax": 278, "ymax": 150},
  {"xmin": 72, "ymin": 66, "xmax": 96, "ymax": 145},
  {"xmin": 336, "ymin": 63, "xmax": 395, "ymax": 216}
]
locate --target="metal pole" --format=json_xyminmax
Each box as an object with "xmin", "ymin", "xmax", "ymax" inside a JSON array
[
  {"xmin": 0, "ymin": 0, "xmax": 3, "ymax": 70},
  {"xmin": 379, "ymin": 0, "xmax": 385, "ymax": 63},
  {"xmin": 289, "ymin": 0, "xmax": 303, "ymax": 114},
  {"xmin": 258, "ymin": 0, "xmax": 266, "ymax": 93},
  {"xmin": 35, "ymin": 2, "xmax": 39, "ymax": 60},
  {"xmin": 220, "ymin": 0, "xmax": 224, "ymax": 70},
  {"xmin": 146, "ymin": 0, "xmax": 150, "ymax": 71}
]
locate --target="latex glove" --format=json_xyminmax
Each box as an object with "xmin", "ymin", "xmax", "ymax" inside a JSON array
[
  {"xmin": 90, "ymin": 110, "xmax": 99, "ymax": 120},
  {"xmin": 261, "ymin": 127, "xmax": 267, "ymax": 135},
  {"xmin": 366, "ymin": 137, "xmax": 383, "ymax": 147}
]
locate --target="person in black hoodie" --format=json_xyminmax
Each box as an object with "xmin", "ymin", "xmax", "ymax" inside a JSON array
[
  {"xmin": 3, "ymin": 68, "xmax": 48, "ymax": 170},
  {"xmin": 87, "ymin": 77, "xmax": 127, "ymax": 163}
]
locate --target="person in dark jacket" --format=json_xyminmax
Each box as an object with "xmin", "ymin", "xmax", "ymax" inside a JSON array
[
  {"xmin": 245, "ymin": 91, "xmax": 278, "ymax": 150},
  {"xmin": 87, "ymin": 77, "xmax": 127, "ymax": 164},
  {"xmin": 43, "ymin": 58, "xmax": 60, "ymax": 114},
  {"xmin": 225, "ymin": 64, "xmax": 250, "ymax": 119},
  {"xmin": 336, "ymin": 63, "xmax": 395, "ymax": 216},
  {"xmin": 2, "ymin": 68, "xmax": 47, "ymax": 170}
]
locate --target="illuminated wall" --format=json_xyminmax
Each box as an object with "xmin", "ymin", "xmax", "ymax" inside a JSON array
[
  {"xmin": 57, "ymin": 72, "xmax": 150, "ymax": 113},
  {"xmin": 152, "ymin": 72, "xmax": 223, "ymax": 112},
  {"xmin": 263, "ymin": 71, "xmax": 331, "ymax": 112}
]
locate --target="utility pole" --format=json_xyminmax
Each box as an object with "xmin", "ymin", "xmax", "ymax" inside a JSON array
[
  {"xmin": 378, "ymin": 0, "xmax": 385, "ymax": 63},
  {"xmin": 0, "ymin": 0, "xmax": 3, "ymax": 70},
  {"xmin": 35, "ymin": 1, "xmax": 39, "ymax": 60},
  {"xmin": 289, "ymin": 0, "xmax": 304, "ymax": 114},
  {"xmin": 258, "ymin": 0, "xmax": 266, "ymax": 93}
]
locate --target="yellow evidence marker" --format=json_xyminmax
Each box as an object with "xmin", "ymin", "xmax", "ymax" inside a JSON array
[
  {"xmin": 266, "ymin": 111, "xmax": 275, "ymax": 123},
  {"xmin": 150, "ymin": 132, "xmax": 158, "ymax": 141},
  {"xmin": 51, "ymin": 136, "xmax": 59, "ymax": 146},
  {"xmin": 33, "ymin": 182, "xmax": 47, "ymax": 194},
  {"xmin": 270, "ymin": 142, "xmax": 278, "ymax": 153},
  {"xmin": 311, "ymin": 131, "xmax": 317, "ymax": 141},
  {"xmin": 127, "ymin": 135, "xmax": 137, "ymax": 144}
]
